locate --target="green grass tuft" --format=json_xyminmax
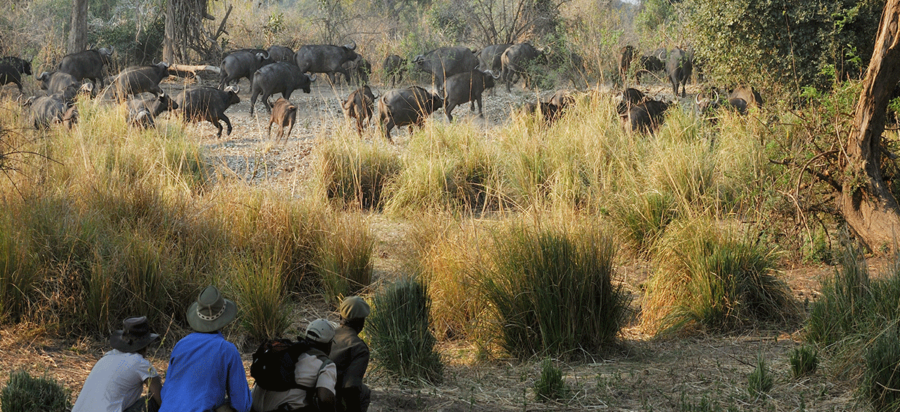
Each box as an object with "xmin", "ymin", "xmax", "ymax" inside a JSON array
[
  {"xmin": 367, "ymin": 276, "xmax": 443, "ymax": 384},
  {"xmin": 747, "ymin": 354, "xmax": 773, "ymax": 397},
  {"xmin": 0, "ymin": 369, "xmax": 70, "ymax": 412},
  {"xmin": 479, "ymin": 217, "xmax": 628, "ymax": 359},
  {"xmin": 534, "ymin": 357, "xmax": 569, "ymax": 402},
  {"xmin": 789, "ymin": 345, "xmax": 818, "ymax": 378}
]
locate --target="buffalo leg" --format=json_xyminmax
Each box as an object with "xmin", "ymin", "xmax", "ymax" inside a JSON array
[{"xmin": 445, "ymin": 103, "xmax": 456, "ymax": 122}]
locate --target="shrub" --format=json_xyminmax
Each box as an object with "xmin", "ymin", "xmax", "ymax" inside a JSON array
[
  {"xmin": 367, "ymin": 276, "xmax": 443, "ymax": 384},
  {"xmin": 232, "ymin": 252, "xmax": 290, "ymax": 341},
  {"xmin": 789, "ymin": 345, "xmax": 819, "ymax": 378},
  {"xmin": 313, "ymin": 212, "xmax": 374, "ymax": 304},
  {"xmin": 478, "ymin": 217, "xmax": 628, "ymax": 359},
  {"xmin": 643, "ymin": 218, "xmax": 797, "ymax": 335},
  {"xmin": 0, "ymin": 369, "xmax": 70, "ymax": 412},
  {"xmin": 616, "ymin": 190, "xmax": 677, "ymax": 255},
  {"xmin": 534, "ymin": 357, "xmax": 569, "ymax": 402},
  {"xmin": 747, "ymin": 354, "xmax": 773, "ymax": 397}
]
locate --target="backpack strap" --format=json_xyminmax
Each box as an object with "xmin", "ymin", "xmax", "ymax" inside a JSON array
[{"xmin": 292, "ymin": 349, "xmax": 334, "ymax": 392}]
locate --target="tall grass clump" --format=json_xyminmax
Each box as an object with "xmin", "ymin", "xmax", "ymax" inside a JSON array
[
  {"xmin": 313, "ymin": 212, "xmax": 374, "ymax": 305},
  {"xmin": 478, "ymin": 216, "xmax": 628, "ymax": 359},
  {"xmin": 0, "ymin": 213, "xmax": 37, "ymax": 323},
  {"xmin": 747, "ymin": 354, "xmax": 773, "ymax": 397},
  {"xmin": 383, "ymin": 123, "xmax": 506, "ymax": 216},
  {"xmin": 789, "ymin": 345, "xmax": 819, "ymax": 378},
  {"xmin": 615, "ymin": 190, "xmax": 677, "ymax": 255},
  {"xmin": 232, "ymin": 251, "xmax": 291, "ymax": 341},
  {"xmin": 643, "ymin": 218, "xmax": 796, "ymax": 335},
  {"xmin": 409, "ymin": 217, "xmax": 488, "ymax": 340},
  {"xmin": 0, "ymin": 370, "xmax": 70, "ymax": 412},
  {"xmin": 863, "ymin": 325, "xmax": 900, "ymax": 411},
  {"xmin": 314, "ymin": 135, "xmax": 401, "ymax": 210},
  {"xmin": 367, "ymin": 276, "xmax": 443, "ymax": 384}
]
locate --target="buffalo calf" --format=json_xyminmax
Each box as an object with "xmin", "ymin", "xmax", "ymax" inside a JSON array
[
  {"xmin": 268, "ymin": 98, "xmax": 297, "ymax": 141},
  {"xmin": 342, "ymin": 86, "xmax": 375, "ymax": 136}
]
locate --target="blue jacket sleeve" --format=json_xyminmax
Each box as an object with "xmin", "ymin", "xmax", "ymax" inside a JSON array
[{"xmin": 226, "ymin": 345, "xmax": 252, "ymax": 412}]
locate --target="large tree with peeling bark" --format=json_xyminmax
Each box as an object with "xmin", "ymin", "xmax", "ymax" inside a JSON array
[
  {"xmin": 840, "ymin": 0, "xmax": 900, "ymax": 253},
  {"xmin": 163, "ymin": 0, "xmax": 232, "ymax": 64}
]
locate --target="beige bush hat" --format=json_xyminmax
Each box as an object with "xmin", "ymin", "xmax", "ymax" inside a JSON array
[
  {"xmin": 306, "ymin": 319, "xmax": 335, "ymax": 343},
  {"xmin": 339, "ymin": 296, "xmax": 370, "ymax": 320},
  {"xmin": 186, "ymin": 285, "xmax": 237, "ymax": 333}
]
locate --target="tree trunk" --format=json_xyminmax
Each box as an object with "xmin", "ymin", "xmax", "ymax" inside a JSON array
[
  {"xmin": 164, "ymin": 0, "xmax": 176, "ymax": 63},
  {"xmin": 840, "ymin": 0, "xmax": 900, "ymax": 254},
  {"xmin": 67, "ymin": 0, "xmax": 89, "ymax": 54},
  {"xmin": 163, "ymin": 0, "xmax": 228, "ymax": 64}
]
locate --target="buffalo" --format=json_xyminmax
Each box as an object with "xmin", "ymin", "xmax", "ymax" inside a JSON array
[
  {"xmin": 477, "ymin": 44, "xmax": 511, "ymax": 75},
  {"xmin": 113, "ymin": 62, "xmax": 170, "ymax": 100},
  {"xmin": 175, "ymin": 86, "xmax": 241, "ymax": 138},
  {"xmin": 127, "ymin": 92, "xmax": 179, "ymax": 128},
  {"xmin": 521, "ymin": 101, "xmax": 562, "ymax": 124},
  {"xmin": 57, "ymin": 47, "xmax": 114, "ymax": 91},
  {"xmin": 340, "ymin": 55, "xmax": 370, "ymax": 85},
  {"xmin": 621, "ymin": 97, "xmax": 669, "ymax": 134},
  {"xmin": 696, "ymin": 85, "xmax": 763, "ymax": 116},
  {"xmin": 295, "ymin": 42, "xmax": 358, "ymax": 82},
  {"xmin": 618, "ymin": 45, "xmax": 634, "ymax": 83},
  {"xmin": 219, "ymin": 50, "xmax": 273, "ymax": 89},
  {"xmin": 267, "ymin": 46, "xmax": 296, "ymax": 64},
  {"xmin": 666, "ymin": 48, "xmax": 693, "ymax": 98},
  {"xmin": 637, "ymin": 55, "xmax": 665, "ymax": 84},
  {"xmin": 249, "ymin": 62, "xmax": 315, "ymax": 115},
  {"xmin": 377, "ymin": 86, "xmax": 443, "ymax": 142},
  {"xmin": 28, "ymin": 93, "xmax": 80, "ymax": 129},
  {"xmin": 617, "ymin": 87, "xmax": 646, "ymax": 115},
  {"xmin": 268, "ymin": 98, "xmax": 297, "ymax": 141},
  {"xmin": 0, "ymin": 56, "xmax": 32, "ymax": 93},
  {"xmin": 413, "ymin": 47, "xmax": 479, "ymax": 92},
  {"xmin": 37, "ymin": 71, "xmax": 81, "ymax": 95},
  {"xmin": 500, "ymin": 43, "xmax": 548, "ymax": 92},
  {"xmin": 442, "ymin": 69, "xmax": 499, "ymax": 121},
  {"xmin": 342, "ymin": 85, "xmax": 375, "ymax": 136},
  {"xmin": 382, "ymin": 54, "xmax": 407, "ymax": 87}
]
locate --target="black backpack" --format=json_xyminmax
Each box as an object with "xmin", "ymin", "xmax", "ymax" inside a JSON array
[{"xmin": 250, "ymin": 338, "xmax": 332, "ymax": 392}]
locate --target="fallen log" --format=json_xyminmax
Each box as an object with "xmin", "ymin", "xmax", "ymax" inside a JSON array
[{"xmin": 167, "ymin": 64, "xmax": 221, "ymax": 78}]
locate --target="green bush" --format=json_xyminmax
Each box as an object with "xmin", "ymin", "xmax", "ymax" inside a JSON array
[
  {"xmin": 0, "ymin": 369, "xmax": 70, "ymax": 412},
  {"xmin": 479, "ymin": 219, "xmax": 628, "ymax": 359},
  {"xmin": 534, "ymin": 357, "xmax": 568, "ymax": 402},
  {"xmin": 617, "ymin": 190, "xmax": 677, "ymax": 255},
  {"xmin": 747, "ymin": 354, "xmax": 773, "ymax": 397},
  {"xmin": 789, "ymin": 345, "xmax": 819, "ymax": 378},
  {"xmin": 367, "ymin": 276, "xmax": 443, "ymax": 384},
  {"xmin": 644, "ymin": 219, "xmax": 797, "ymax": 334}
]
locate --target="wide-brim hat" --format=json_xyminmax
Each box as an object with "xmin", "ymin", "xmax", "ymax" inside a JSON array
[
  {"xmin": 110, "ymin": 316, "xmax": 159, "ymax": 353},
  {"xmin": 186, "ymin": 285, "xmax": 238, "ymax": 333}
]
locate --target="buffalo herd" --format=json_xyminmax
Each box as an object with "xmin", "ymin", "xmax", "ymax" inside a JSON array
[{"xmin": 0, "ymin": 42, "xmax": 762, "ymax": 140}]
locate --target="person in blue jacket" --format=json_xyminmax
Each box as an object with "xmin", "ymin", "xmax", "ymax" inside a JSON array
[{"xmin": 159, "ymin": 285, "xmax": 251, "ymax": 412}]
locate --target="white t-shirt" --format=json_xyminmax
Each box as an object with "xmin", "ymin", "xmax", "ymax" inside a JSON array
[
  {"xmin": 251, "ymin": 352, "xmax": 337, "ymax": 411},
  {"xmin": 72, "ymin": 349, "xmax": 158, "ymax": 412}
]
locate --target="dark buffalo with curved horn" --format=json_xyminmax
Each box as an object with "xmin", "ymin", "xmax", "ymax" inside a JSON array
[
  {"xmin": 113, "ymin": 62, "xmax": 170, "ymax": 100},
  {"xmin": 342, "ymin": 85, "xmax": 376, "ymax": 136},
  {"xmin": 175, "ymin": 86, "xmax": 241, "ymax": 138},
  {"xmin": 219, "ymin": 50, "xmax": 273, "ymax": 89},
  {"xmin": 249, "ymin": 62, "xmax": 315, "ymax": 115},
  {"xmin": 127, "ymin": 92, "xmax": 179, "ymax": 128},
  {"xmin": 620, "ymin": 96, "xmax": 669, "ymax": 134},
  {"xmin": 58, "ymin": 47, "xmax": 114, "ymax": 91},
  {"xmin": 666, "ymin": 48, "xmax": 693, "ymax": 98},
  {"xmin": 500, "ymin": 42, "xmax": 549, "ymax": 92},
  {"xmin": 413, "ymin": 46, "xmax": 479, "ymax": 92},
  {"xmin": 0, "ymin": 57, "xmax": 32, "ymax": 93},
  {"xmin": 295, "ymin": 42, "xmax": 358, "ymax": 81},
  {"xmin": 339, "ymin": 55, "xmax": 370, "ymax": 85},
  {"xmin": 442, "ymin": 68, "xmax": 500, "ymax": 121},
  {"xmin": 382, "ymin": 54, "xmax": 407, "ymax": 87},
  {"xmin": 377, "ymin": 86, "xmax": 443, "ymax": 142}
]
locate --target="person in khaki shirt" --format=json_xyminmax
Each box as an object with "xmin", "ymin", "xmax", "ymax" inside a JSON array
[
  {"xmin": 329, "ymin": 297, "xmax": 371, "ymax": 412},
  {"xmin": 251, "ymin": 319, "xmax": 337, "ymax": 412}
]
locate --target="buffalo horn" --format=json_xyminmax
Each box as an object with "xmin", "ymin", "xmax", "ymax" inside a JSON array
[
  {"xmin": 308, "ymin": 74, "xmax": 317, "ymax": 82},
  {"xmin": 345, "ymin": 41, "xmax": 357, "ymax": 51},
  {"xmin": 37, "ymin": 72, "xmax": 48, "ymax": 81},
  {"xmin": 485, "ymin": 69, "xmax": 500, "ymax": 79},
  {"xmin": 695, "ymin": 93, "xmax": 702, "ymax": 105},
  {"xmin": 80, "ymin": 83, "xmax": 94, "ymax": 93},
  {"xmin": 225, "ymin": 85, "xmax": 240, "ymax": 94},
  {"xmin": 257, "ymin": 51, "xmax": 270, "ymax": 60}
]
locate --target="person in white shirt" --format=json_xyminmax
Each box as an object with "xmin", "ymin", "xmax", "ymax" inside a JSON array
[
  {"xmin": 72, "ymin": 316, "xmax": 162, "ymax": 412},
  {"xmin": 251, "ymin": 319, "xmax": 337, "ymax": 412}
]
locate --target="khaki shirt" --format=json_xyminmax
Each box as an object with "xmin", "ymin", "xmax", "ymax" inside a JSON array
[{"xmin": 251, "ymin": 352, "xmax": 337, "ymax": 411}]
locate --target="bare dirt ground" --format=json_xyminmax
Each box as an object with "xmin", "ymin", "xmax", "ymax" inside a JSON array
[{"xmin": 0, "ymin": 75, "xmax": 878, "ymax": 411}]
